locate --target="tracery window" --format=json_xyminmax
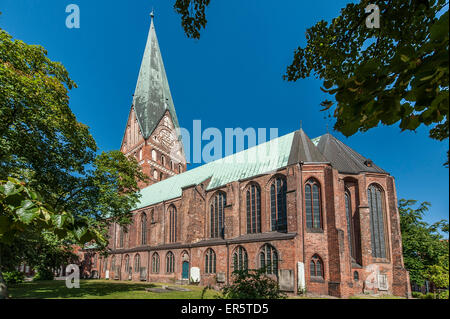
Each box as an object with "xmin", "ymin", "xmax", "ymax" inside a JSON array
[
  {"xmin": 305, "ymin": 178, "xmax": 322, "ymax": 229},
  {"xmin": 134, "ymin": 254, "xmax": 141, "ymax": 273},
  {"xmin": 310, "ymin": 255, "xmax": 324, "ymax": 279},
  {"xmin": 259, "ymin": 244, "xmax": 278, "ymax": 275},
  {"xmin": 210, "ymin": 192, "xmax": 226, "ymax": 238},
  {"xmin": 166, "ymin": 251, "xmax": 175, "ymax": 273},
  {"xmin": 368, "ymin": 184, "xmax": 387, "ymax": 258},
  {"xmin": 270, "ymin": 177, "xmax": 287, "ymax": 232},
  {"xmin": 246, "ymin": 184, "xmax": 261, "ymax": 234},
  {"xmin": 169, "ymin": 205, "xmax": 177, "ymax": 242},
  {"xmin": 233, "ymin": 246, "xmax": 248, "ymax": 271},
  {"xmin": 141, "ymin": 213, "xmax": 147, "ymax": 245},
  {"xmin": 205, "ymin": 249, "xmax": 216, "ymax": 274},
  {"xmin": 152, "ymin": 253, "xmax": 160, "ymax": 273}
]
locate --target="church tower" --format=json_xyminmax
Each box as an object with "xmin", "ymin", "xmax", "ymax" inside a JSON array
[{"xmin": 120, "ymin": 12, "xmax": 187, "ymax": 188}]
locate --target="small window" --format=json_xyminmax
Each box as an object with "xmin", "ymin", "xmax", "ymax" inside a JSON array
[
  {"xmin": 310, "ymin": 255, "xmax": 324, "ymax": 279},
  {"xmin": 205, "ymin": 249, "xmax": 216, "ymax": 274},
  {"xmin": 151, "ymin": 150, "xmax": 157, "ymax": 161},
  {"xmin": 152, "ymin": 253, "xmax": 160, "ymax": 273},
  {"xmin": 166, "ymin": 252, "xmax": 175, "ymax": 273},
  {"xmin": 354, "ymin": 271, "xmax": 359, "ymax": 281},
  {"xmin": 259, "ymin": 244, "xmax": 278, "ymax": 275},
  {"xmin": 161, "ymin": 155, "xmax": 165, "ymax": 166},
  {"xmin": 134, "ymin": 254, "xmax": 141, "ymax": 273},
  {"xmin": 233, "ymin": 246, "xmax": 248, "ymax": 271},
  {"xmin": 153, "ymin": 169, "xmax": 158, "ymax": 180}
]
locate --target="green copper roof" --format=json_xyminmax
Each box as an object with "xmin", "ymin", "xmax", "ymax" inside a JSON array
[
  {"xmin": 134, "ymin": 132, "xmax": 296, "ymax": 209},
  {"xmin": 133, "ymin": 16, "xmax": 180, "ymax": 139}
]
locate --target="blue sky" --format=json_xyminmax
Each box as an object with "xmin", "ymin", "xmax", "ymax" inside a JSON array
[{"xmin": 1, "ymin": 0, "xmax": 448, "ymax": 227}]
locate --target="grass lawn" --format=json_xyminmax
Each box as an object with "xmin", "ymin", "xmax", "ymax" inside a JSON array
[{"xmin": 8, "ymin": 279, "xmax": 221, "ymax": 299}]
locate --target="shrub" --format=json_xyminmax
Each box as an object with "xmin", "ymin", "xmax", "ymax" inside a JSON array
[
  {"xmin": 33, "ymin": 268, "xmax": 54, "ymax": 281},
  {"xmin": 219, "ymin": 268, "xmax": 286, "ymax": 299},
  {"xmin": 2, "ymin": 271, "xmax": 25, "ymax": 285},
  {"xmin": 411, "ymin": 291, "xmax": 423, "ymax": 298}
]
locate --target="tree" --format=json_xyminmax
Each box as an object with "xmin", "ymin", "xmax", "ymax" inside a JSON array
[
  {"xmin": 284, "ymin": 0, "xmax": 448, "ymax": 159},
  {"xmin": 0, "ymin": 24, "xmax": 148, "ymax": 298},
  {"xmin": 425, "ymin": 254, "xmax": 449, "ymax": 298},
  {"xmin": 219, "ymin": 268, "xmax": 286, "ymax": 299},
  {"xmin": 172, "ymin": 1, "xmax": 449, "ymax": 164},
  {"xmin": 399, "ymin": 199, "xmax": 449, "ymax": 288}
]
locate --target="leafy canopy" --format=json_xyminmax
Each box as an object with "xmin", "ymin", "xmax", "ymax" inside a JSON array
[
  {"xmin": 172, "ymin": 1, "xmax": 449, "ymax": 164},
  {"xmin": 399, "ymin": 199, "xmax": 449, "ymax": 287}
]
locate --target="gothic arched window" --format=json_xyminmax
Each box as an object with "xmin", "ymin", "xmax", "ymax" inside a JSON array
[
  {"xmin": 151, "ymin": 149, "xmax": 157, "ymax": 161},
  {"xmin": 141, "ymin": 213, "xmax": 147, "ymax": 245},
  {"xmin": 111, "ymin": 256, "xmax": 116, "ymax": 272},
  {"xmin": 259, "ymin": 244, "xmax": 278, "ymax": 275},
  {"xmin": 161, "ymin": 155, "xmax": 165, "ymax": 166},
  {"xmin": 153, "ymin": 169, "xmax": 158, "ymax": 180},
  {"xmin": 152, "ymin": 253, "xmax": 160, "ymax": 273},
  {"xmin": 119, "ymin": 227, "xmax": 124, "ymax": 248},
  {"xmin": 310, "ymin": 255, "xmax": 324, "ymax": 279},
  {"xmin": 345, "ymin": 191, "xmax": 354, "ymax": 259},
  {"xmin": 270, "ymin": 177, "xmax": 287, "ymax": 232},
  {"xmin": 166, "ymin": 252, "xmax": 175, "ymax": 273},
  {"xmin": 134, "ymin": 254, "xmax": 141, "ymax": 273},
  {"xmin": 103, "ymin": 258, "xmax": 107, "ymax": 272},
  {"xmin": 246, "ymin": 184, "xmax": 261, "ymax": 234},
  {"xmin": 169, "ymin": 205, "xmax": 177, "ymax": 242},
  {"xmin": 124, "ymin": 255, "xmax": 130, "ymax": 274},
  {"xmin": 368, "ymin": 184, "xmax": 387, "ymax": 258},
  {"xmin": 210, "ymin": 192, "xmax": 226, "ymax": 238},
  {"xmin": 205, "ymin": 249, "xmax": 216, "ymax": 274},
  {"xmin": 233, "ymin": 246, "xmax": 248, "ymax": 271},
  {"xmin": 305, "ymin": 178, "xmax": 323, "ymax": 230}
]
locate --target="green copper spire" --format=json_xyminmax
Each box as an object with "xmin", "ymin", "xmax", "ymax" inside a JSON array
[{"xmin": 132, "ymin": 12, "xmax": 180, "ymax": 139}]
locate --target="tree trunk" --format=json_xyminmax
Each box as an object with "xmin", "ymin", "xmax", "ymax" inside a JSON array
[{"xmin": 0, "ymin": 246, "xmax": 9, "ymax": 299}]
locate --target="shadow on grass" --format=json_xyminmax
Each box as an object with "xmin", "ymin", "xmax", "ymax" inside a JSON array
[{"xmin": 9, "ymin": 280, "xmax": 157, "ymax": 299}]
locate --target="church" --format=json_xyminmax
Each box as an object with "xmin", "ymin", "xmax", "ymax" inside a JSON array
[{"xmin": 85, "ymin": 13, "xmax": 411, "ymax": 298}]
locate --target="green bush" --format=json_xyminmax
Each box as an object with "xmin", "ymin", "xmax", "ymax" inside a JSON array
[
  {"xmin": 3, "ymin": 271, "xmax": 25, "ymax": 285},
  {"xmin": 33, "ymin": 268, "xmax": 54, "ymax": 281},
  {"xmin": 412, "ymin": 291, "xmax": 423, "ymax": 298},
  {"xmin": 219, "ymin": 268, "xmax": 286, "ymax": 299},
  {"xmin": 438, "ymin": 290, "xmax": 449, "ymax": 299}
]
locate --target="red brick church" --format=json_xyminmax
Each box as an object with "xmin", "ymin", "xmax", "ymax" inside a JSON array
[{"xmin": 85, "ymin": 14, "xmax": 411, "ymax": 298}]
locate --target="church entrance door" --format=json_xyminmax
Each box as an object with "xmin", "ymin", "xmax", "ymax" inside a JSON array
[{"xmin": 182, "ymin": 261, "xmax": 189, "ymax": 280}]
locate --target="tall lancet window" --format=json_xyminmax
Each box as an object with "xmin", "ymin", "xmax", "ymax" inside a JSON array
[
  {"xmin": 210, "ymin": 192, "xmax": 226, "ymax": 238},
  {"xmin": 246, "ymin": 184, "xmax": 261, "ymax": 234},
  {"xmin": 368, "ymin": 184, "xmax": 387, "ymax": 258},
  {"xmin": 270, "ymin": 177, "xmax": 287, "ymax": 232},
  {"xmin": 305, "ymin": 178, "xmax": 323, "ymax": 230},
  {"xmin": 345, "ymin": 191, "xmax": 354, "ymax": 259},
  {"xmin": 169, "ymin": 205, "xmax": 177, "ymax": 242},
  {"xmin": 141, "ymin": 213, "xmax": 147, "ymax": 245}
]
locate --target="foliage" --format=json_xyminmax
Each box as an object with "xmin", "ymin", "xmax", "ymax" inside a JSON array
[
  {"xmin": 2, "ymin": 271, "xmax": 25, "ymax": 285},
  {"xmin": 399, "ymin": 199, "xmax": 449, "ymax": 287},
  {"xmin": 0, "ymin": 25, "xmax": 147, "ymax": 297},
  {"xmin": 33, "ymin": 268, "xmax": 54, "ymax": 281},
  {"xmin": 219, "ymin": 268, "xmax": 286, "ymax": 299},
  {"xmin": 174, "ymin": 0, "xmax": 210, "ymax": 39},
  {"xmin": 425, "ymin": 254, "xmax": 449, "ymax": 290},
  {"xmin": 173, "ymin": 1, "xmax": 449, "ymax": 163},
  {"xmin": 284, "ymin": 0, "xmax": 449, "ymax": 161}
]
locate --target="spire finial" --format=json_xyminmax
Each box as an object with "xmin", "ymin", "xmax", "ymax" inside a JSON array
[{"xmin": 150, "ymin": 8, "xmax": 154, "ymax": 19}]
